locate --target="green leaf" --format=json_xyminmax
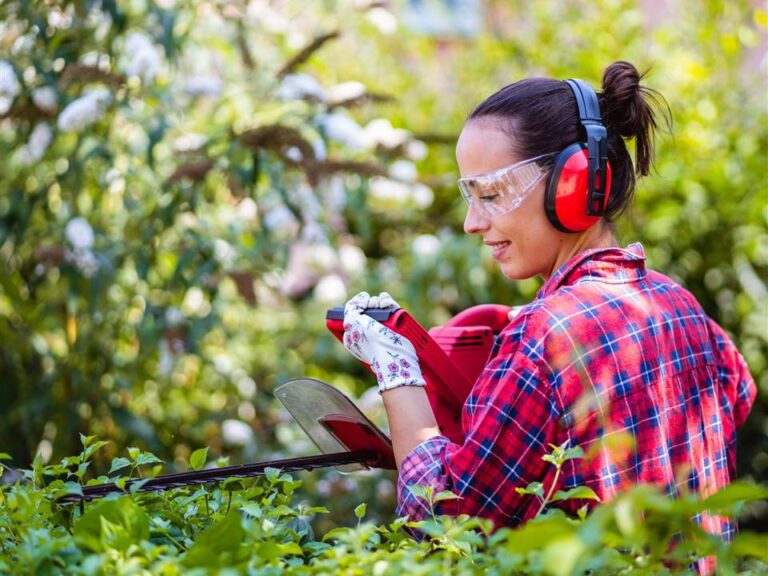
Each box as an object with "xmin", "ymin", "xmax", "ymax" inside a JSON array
[
  {"xmin": 189, "ymin": 447, "xmax": 208, "ymax": 471},
  {"xmin": 75, "ymin": 461, "xmax": 90, "ymax": 478},
  {"xmin": 183, "ymin": 513, "xmax": 245, "ymax": 568},
  {"xmin": 515, "ymin": 481, "xmax": 545, "ymax": 498},
  {"xmin": 354, "ymin": 502, "xmax": 367, "ymax": 519},
  {"xmin": 73, "ymin": 497, "xmax": 150, "ymax": 553},
  {"xmin": 433, "ymin": 490, "xmax": 461, "ymax": 503},
  {"xmin": 83, "ymin": 440, "xmax": 109, "ymax": 461},
  {"xmin": 550, "ymin": 486, "xmax": 600, "ymax": 503},
  {"xmin": 264, "ymin": 467, "xmax": 281, "ymax": 484},
  {"xmin": 240, "ymin": 503, "xmax": 263, "ymax": 519},
  {"xmin": 700, "ymin": 481, "xmax": 768, "ymax": 512},
  {"xmin": 109, "ymin": 457, "xmax": 131, "ymax": 474},
  {"xmin": 0, "ymin": 453, "xmax": 12, "ymax": 461},
  {"xmin": 730, "ymin": 532, "xmax": 768, "ymax": 562},
  {"xmin": 135, "ymin": 452, "xmax": 163, "ymax": 467},
  {"xmin": 561, "ymin": 446, "xmax": 585, "ymax": 462},
  {"xmin": 502, "ymin": 516, "xmax": 575, "ymax": 554},
  {"xmin": 128, "ymin": 478, "xmax": 151, "ymax": 493},
  {"xmin": 407, "ymin": 484, "xmax": 433, "ymax": 502}
]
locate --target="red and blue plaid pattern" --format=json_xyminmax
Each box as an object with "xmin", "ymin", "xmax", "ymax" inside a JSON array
[{"xmin": 396, "ymin": 243, "xmax": 756, "ymax": 572}]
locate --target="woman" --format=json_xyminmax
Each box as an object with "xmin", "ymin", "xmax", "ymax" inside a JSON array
[{"xmin": 342, "ymin": 61, "xmax": 756, "ymax": 554}]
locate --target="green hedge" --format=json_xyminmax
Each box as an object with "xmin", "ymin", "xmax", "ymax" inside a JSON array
[{"xmin": 1, "ymin": 437, "xmax": 766, "ymax": 575}]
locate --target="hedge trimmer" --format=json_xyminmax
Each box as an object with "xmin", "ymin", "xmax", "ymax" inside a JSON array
[{"xmin": 53, "ymin": 304, "xmax": 513, "ymax": 502}]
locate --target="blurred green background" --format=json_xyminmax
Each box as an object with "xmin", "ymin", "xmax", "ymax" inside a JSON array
[{"xmin": 1, "ymin": 0, "xmax": 766, "ymax": 532}]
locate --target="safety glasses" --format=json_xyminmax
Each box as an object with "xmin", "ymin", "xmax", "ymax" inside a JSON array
[{"xmin": 457, "ymin": 153, "xmax": 556, "ymax": 218}]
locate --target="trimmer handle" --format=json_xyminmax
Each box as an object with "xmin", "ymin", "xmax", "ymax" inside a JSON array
[
  {"xmin": 325, "ymin": 306, "xmax": 398, "ymax": 324},
  {"xmin": 325, "ymin": 305, "xmax": 470, "ymax": 444}
]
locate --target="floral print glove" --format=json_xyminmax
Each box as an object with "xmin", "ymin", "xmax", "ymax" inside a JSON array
[{"xmin": 343, "ymin": 291, "xmax": 426, "ymax": 393}]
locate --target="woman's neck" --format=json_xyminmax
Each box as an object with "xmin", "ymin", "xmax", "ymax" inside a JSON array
[{"xmin": 543, "ymin": 224, "xmax": 617, "ymax": 280}]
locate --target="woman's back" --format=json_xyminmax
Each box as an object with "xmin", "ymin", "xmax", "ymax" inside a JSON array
[{"xmin": 498, "ymin": 243, "xmax": 755, "ymax": 538}]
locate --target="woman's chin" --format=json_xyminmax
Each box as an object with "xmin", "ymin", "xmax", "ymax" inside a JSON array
[{"xmin": 499, "ymin": 261, "xmax": 535, "ymax": 281}]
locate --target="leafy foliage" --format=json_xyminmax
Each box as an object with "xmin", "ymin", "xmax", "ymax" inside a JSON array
[{"xmin": 0, "ymin": 440, "xmax": 766, "ymax": 575}]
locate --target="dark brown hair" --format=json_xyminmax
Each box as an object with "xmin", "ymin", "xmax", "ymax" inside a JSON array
[{"xmin": 468, "ymin": 61, "xmax": 671, "ymax": 222}]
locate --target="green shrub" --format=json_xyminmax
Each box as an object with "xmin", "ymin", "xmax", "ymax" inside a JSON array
[{"xmin": 1, "ymin": 437, "xmax": 766, "ymax": 575}]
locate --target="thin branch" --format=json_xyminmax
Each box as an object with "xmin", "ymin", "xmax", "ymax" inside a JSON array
[{"xmin": 276, "ymin": 31, "xmax": 340, "ymax": 79}]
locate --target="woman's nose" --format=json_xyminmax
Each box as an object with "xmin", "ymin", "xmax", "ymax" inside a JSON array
[{"xmin": 463, "ymin": 204, "xmax": 490, "ymax": 235}]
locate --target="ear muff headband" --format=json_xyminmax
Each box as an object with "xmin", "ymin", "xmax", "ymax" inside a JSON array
[{"xmin": 544, "ymin": 79, "xmax": 612, "ymax": 233}]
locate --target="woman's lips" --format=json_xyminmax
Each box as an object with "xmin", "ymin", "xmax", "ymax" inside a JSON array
[{"xmin": 486, "ymin": 241, "xmax": 511, "ymax": 260}]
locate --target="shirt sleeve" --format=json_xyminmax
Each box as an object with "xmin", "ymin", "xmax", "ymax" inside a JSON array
[
  {"xmin": 707, "ymin": 318, "xmax": 757, "ymax": 429},
  {"xmin": 395, "ymin": 328, "xmax": 561, "ymax": 527}
]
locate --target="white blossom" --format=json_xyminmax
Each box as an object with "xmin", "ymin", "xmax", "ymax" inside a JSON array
[
  {"xmin": 183, "ymin": 75, "xmax": 224, "ymax": 97},
  {"xmin": 364, "ymin": 118, "xmax": 409, "ymax": 149},
  {"xmin": 263, "ymin": 205, "xmax": 299, "ymax": 238},
  {"xmin": 300, "ymin": 221, "xmax": 327, "ymax": 243},
  {"xmin": 32, "ymin": 87, "xmax": 58, "ymax": 111},
  {"xmin": 182, "ymin": 286, "xmax": 210, "ymax": 317},
  {"xmin": 284, "ymin": 146, "xmax": 303, "ymax": 162},
  {"xmin": 57, "ymin": 88, "xmax": 112, "ymax": 132},
  {"xmin": 158, "ymin": 339, "xmax": 175, "ymax": 376},
  {"xmin": 319, "ymin": 112, "xmax": 367, "ymax": 149},
  {"xmin": 213, "ymin": 353, "xmax": 233, "ymax": 374},
  {"xmin": 313, "ymin": 274, "xmax": 347, "ymax": 304},
  {"xmin": 47, "ymin": 7, "xmax": 73, "ymax": 30},
  {"xmin": 173, "ymin": 133, "xmax": 207, "ymax": 152},
  {"xmin": 389, "ymin": 159, "xmax": 417, "ymax": 182},
  {"xmin": 164, "ymin": 306, "xmax": 186, "ymax": 327},
  {"xmin": 0, "ymin": 60, "xmax": 20, "ymax": 115},
  {"xmin": 308, "ymin": 243, "xmax": 337, "ymax": 271},
  {"xmin": 366, "ymin": 7, "xmax": 398, "ymax": 34},
  {"xmin": 237, "ymin": 197, "xmax": 258, "ymax": 221},
  {"xmin": 289, "ymin": 183, "xmax": 321, "ymax": 220},
  {"xmin": 322, "ymin": 175, "xmax": 346, "ymax": 211},
  {"xmin": 404, "ymin": 139, "xmax": 428, "ymax": 161},
  {"xmin": 213, "ymin": 238, "xmax": 235, "ymax": 267},
  {"xmin": 124, "ymin": 33, "xmax": 162, "ymax": 83},
  {"xmin": 312, "ymin": 137, "xmax": 327, "ymax": 161},
  {"xmin": 328, "ymin": 80, "xmax": 366, "ymax": 102},
  {"xmin": 276, "ymin": 73, "xmax": 326, "ymax": 102},
  {"xmin": 282, "ymin": 241, "xmax": 335, "ymax": 298},
  {"xmin": 17, "ymin": 123, "xmax": 53, "ymax": 165},
  {"xmin": 412, "ymin": 183, "xmax": 434, "ymax": 208},
  {"xmin": 65, "ymin": 249, "xmax": 99, "ymax": 277},
  {"xmin": 236, "ymin": 376, "xmax": 257, "ymax": 398},
  {"xmin": 412, "ymin": 234, "xmax": 441, "ymax": 259},
  {"xmin": 65, "ymin": 217, "xmax": 95, "ymax": 250},
  {"xmin": 222, "ymin": 419, "xmax": 254, "ymax": 446},
  {"xmin": 369, "ymin": 177, "xmax": 410, "ymax": 203},
  {"xmin": 339, "ymin": 244, "xmax": 366, "ymax": 278}
]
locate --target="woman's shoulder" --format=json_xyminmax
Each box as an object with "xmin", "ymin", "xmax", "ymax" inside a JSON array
[{"xmin": 504, "ymin": 266, "xmax": 711, "ymax": 347}]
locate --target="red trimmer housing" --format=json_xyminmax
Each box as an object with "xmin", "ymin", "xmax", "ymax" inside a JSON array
[{"xmin": 325, "ymin": 304, "xmax": 513, "ymax": 444}]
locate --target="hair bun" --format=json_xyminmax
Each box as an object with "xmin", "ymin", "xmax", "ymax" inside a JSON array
[{"xmin": 600, "ymin": 61, "xmax": 669, "ymax": 176}]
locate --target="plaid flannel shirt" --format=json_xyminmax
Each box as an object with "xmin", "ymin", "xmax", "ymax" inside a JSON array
[{"xmin": 396, "ymin": 243, "xmax": 756, "ymax": 568}]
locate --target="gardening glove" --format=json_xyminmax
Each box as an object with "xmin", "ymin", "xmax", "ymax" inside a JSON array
[{"xmin": 343, "ymin": 291, "xmax": 427, "ymax": 393}]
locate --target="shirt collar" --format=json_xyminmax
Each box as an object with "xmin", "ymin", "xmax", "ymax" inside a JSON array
[{"xmin": 536, "ymin": 242, "xmax": 647, "ymax": 299}]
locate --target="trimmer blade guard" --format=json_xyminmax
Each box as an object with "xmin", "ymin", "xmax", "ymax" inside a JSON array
[{"xmin": 275, "ymin": 378, "xmax": 395, "ymax": 471}]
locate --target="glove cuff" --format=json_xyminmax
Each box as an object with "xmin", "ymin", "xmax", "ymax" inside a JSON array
[{"xmin": 378, "ymin": 377, "xmax": 427, "ymax": 394}]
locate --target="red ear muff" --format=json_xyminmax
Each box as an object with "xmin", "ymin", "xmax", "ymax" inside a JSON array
[{"xmin": 545, "ymin": 144, "xmax": 613, "ymax": 233}]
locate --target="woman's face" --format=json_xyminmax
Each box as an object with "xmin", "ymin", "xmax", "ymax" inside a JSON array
[{"xmin": 456, "ymin": 120, "xmax": 571, "ymax": 281}]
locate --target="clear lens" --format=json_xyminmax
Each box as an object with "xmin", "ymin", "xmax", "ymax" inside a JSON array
[{"xmin": 458, "ymin": 153, "xmax": 555, "ymax": 218}]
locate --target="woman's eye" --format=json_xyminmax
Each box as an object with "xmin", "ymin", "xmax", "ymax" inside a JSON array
[{"xmin": 479, "ymin": 194, "xmax": 499, "ymax": 204}]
